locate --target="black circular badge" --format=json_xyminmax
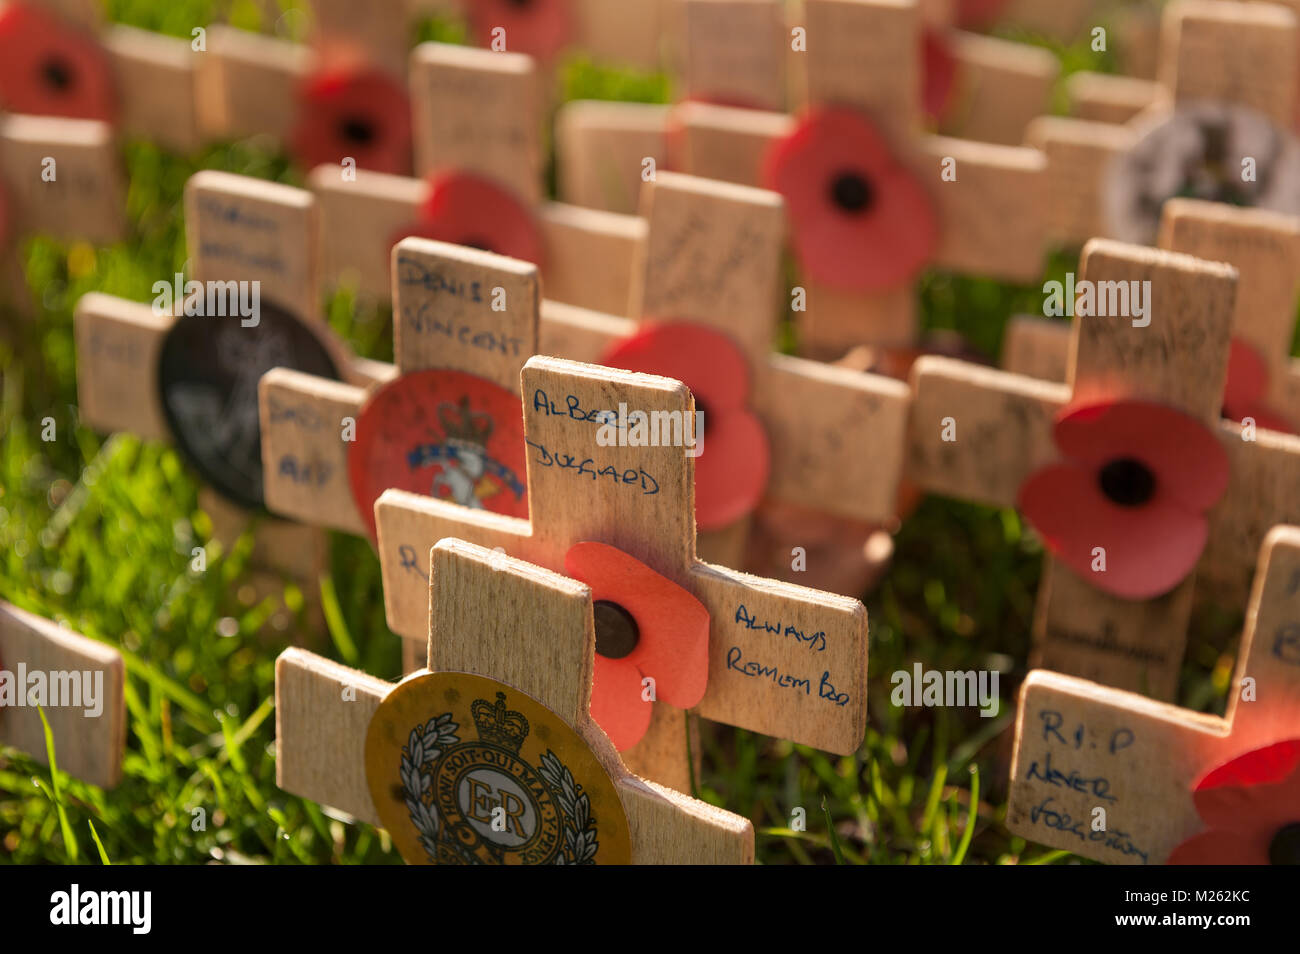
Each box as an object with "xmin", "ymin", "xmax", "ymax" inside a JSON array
[{"xmin": 157, "ymin": 297, "xmax": 341, "ymax": 510}]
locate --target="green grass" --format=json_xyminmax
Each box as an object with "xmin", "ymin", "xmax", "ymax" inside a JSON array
[{"xmin": 0, "ymin": 3, "xmax": 1246, "ymax": 865}]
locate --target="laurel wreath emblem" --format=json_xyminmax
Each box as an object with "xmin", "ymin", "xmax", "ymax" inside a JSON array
[{"xmin": 399, "ymin": 710, "xmax": 600, "ymax": 864}]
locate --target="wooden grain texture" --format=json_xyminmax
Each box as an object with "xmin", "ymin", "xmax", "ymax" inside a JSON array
[
  {"xmin": 375, "ymin": 357, "xmax": 871, "ymax": 755},
  {"xmin": 391, "ymin": 238, "xmax": 539, "ymax": 383},
  {"xmin": 258, "ymin": 369, "xmax": 367, "ymax": 535},
  {"xmin": 671, "ymin": 102, "xmax": 793, "ymax": 188},
  {"xmin": 921, "ymin": 135, "xmax": 1048, "ymax": 282},
  {"xmin": 275, "ymin": 539, "xmax": 754, "ymax": 863},
  {"xmin": 944, "ymin": 30, "xmax": 1057, "ymax": 146},
  {"xmin": 408, "ymin": 42, "xmax": 541, "ymax": 203},
  {"xmin": 1000, "ymin": 315, "xmax": 1071, "ymax": 382},
  {"xmin": 194, "ymin": 26, "xmax": 308, "ymax": 142},
  {"xmin": 1067, "ymin": 72, "xmax": 1164, "ymax": 124},
  {"xmin": 1158, "ymin": 199, "xmax": 1300, "ymax": 415},
  {"xmin": 537, "ymin": 202, "xmax": 646, "ymax": 318},
  {"xmin": 630, "ymin": 171, "xmax": 784, "ymax": 357},
  {"xmin": 575, "ymin": 0, "xmax": 667, "ymax": 70},
  {"xmin": 555, "ymin": 100, "xmax": 671, "ymax": 215},
  {"xmin": 0, "ymin": 602, "xmax": 125, "ymax": 790},
  {"xmin": 104, "ymin": 25, "xmax": 202, "ymax": 154},
  {"xmin": 1024, "ymin": 117, "xmax": 1137, "ymax": 247},
  {"xmin": 802, "ymin": 0, "xmax": 919, "ymax": 146},
  {"xmin": 1035, "ymin": 242, "xmax": 1237, "ymax": 696},
  {"xmin": 74, "ymin": 293, "xmax": 174, "ymax": 442},
  {"xmin": 678, "ymin": 0, "xmax": 787, "ymax": 111},
  {"xmin": 185, "ymin": 171, "xmax": 321, "ymax": 324},
  {"xmin": 1158, "ymin": 0, "xmax": 1297, "ymax": 127},
  {"xmin": 0, "ymin": 115, "xmax": 125, "ymax": 244},
  {"xmin": 1008, "ymin": 525, "xmax": 1300, "ymax": 864},
  {"xmin": 309, "ymin": 166, "xmax": 426, "ymax": 302}
]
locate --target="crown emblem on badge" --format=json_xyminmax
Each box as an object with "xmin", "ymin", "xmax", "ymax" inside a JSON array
[
  {"xmin": 438, "ymin": 396, "xmax": 494, "ymax": 446},
  {"xmin": 472, "ymin": 692, "xmax": 530, "ymax": 753}
]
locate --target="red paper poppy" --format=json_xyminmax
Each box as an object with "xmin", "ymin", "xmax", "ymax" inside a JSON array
[
  {"xmin": 1017, "ymin": 399, "xmax": 1230, "ymax": 600},
  {"xmin": 564, "ymin": 541, "xmax": 709, "ymax": 751},
  {"xmin": 599, "ymin": 323, "xmax": 769, "ymax": 531},
  {"xmin": 290, "ymin": 67, "xmax": 412, "ymax": 175},
  {"xmin": 1168, "ymin": 739, "xmax": 1300, "ymax": 864},
  {"xmin": 762, "ymin": 107, "xmax": 938, "ymax": 292},
  {"xmin": 0, "ymin": 2, "xmax": 115, "ymax": 121},
  {"xmin": 467, "ymin": 0, "xmax": 573, "ymax": 60},
  {"xmin": 389, "ymin": 171, "xmax": 543, "ymax": 267},
  {"xmin": 955, "ymin": 0, "xmax": 1010, "ymax": 30},
  {"xmin": 347, "ymin": 370, "xmax": 528, "ymax": 540},
  {"xmin": 922, "ymin": 29, "xmax": 958, "ymax": 123},
  {"xmin": 1221, "ymin": 338, "xmax": 1297, "ymax": 435}
]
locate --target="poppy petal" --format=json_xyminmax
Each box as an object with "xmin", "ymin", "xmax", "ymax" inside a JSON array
[
  {"xmin": 391, "ymin": 171, "xmax": 543, "ymax": 267},
  {"xmin": 467, "ymin": 0, "xmax": 573, "ymax": 60},
  {"xmin": 347, "ymin": 370, "xmax": 529, "ymax": 539},
  {"xmin": 693, "ymin": 407, "xmax": 769, "ymax": 530},
  {"xmin": 762, "ymin": 107, "xmax": 938, "ymax": 292},
  {"xmin": 0, "ymin": 3, "xmax": 115, "ymax": 121},
  {"xmin": 589, "ymin": 653, "xmax": 653, "ymax": 751},
  {"xmin": 1053, "ymin": 400, "xmax": 1230, "ymax": 512},
  {"xmin": 1017, "ymin": 462, "xmax": 1209, "ymax": 599},
  {"xmin": 600, "ymin": 323, "xmax": 750, "ymax": 413},
  {"xmin": 291, "ymin": 68, "xmax": 412, "ymax": 175},
  {"xmin": 1167, "ymin": 829, "xmax": 1271, "ymax": 865},
  {"xmin": 564, "ymin": 541, "xmax": 709, "ymax": 710},
  {"xmin": 922, "ymin": 30, "xmax": 958, "ymax": 122},
  {"xmin": 1224, "ymin": 338, "xmax": 1269, "ymax": 409},
  {"xmin": 1192, "ymin": 740, "xmax": 1300, "ymax": 832}
]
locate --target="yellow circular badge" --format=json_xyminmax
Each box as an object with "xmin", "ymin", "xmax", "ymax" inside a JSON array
[{"xmin": 365, "ymin": 671, "xmax": 632, "ymax": 865}]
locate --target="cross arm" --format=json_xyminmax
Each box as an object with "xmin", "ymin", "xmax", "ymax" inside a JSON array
[{"xmin": 74, "ymin": 293, "xmax": 174, "ymax": 441}]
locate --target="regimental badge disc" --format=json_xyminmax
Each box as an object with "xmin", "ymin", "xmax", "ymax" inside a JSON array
[
  {"xmin": 348, "ymin": 369, "xmax": 528, "ymax": 540},
  {"xmin": 1105, "ymin": 102, "xmax": 1300, "ymax": 245},
  {"xmin": 365, "ymin": 671, "xmax": 632, "ymax": 865},
  {"xmin": 157, "ymin": 300, "xmax": 341, "ymax": 510}
]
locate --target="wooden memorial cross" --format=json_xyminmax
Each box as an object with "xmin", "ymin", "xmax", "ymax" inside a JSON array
[
  {"xmin": 661, "ymin": 0, "xmax": 1050, "ymax": 356},
  {"xmin": 1029, "ymin": 0, "xmax": 1300, "ymax": 250},
  {"xmin": 375, "ymin": 356, "xmax": 870, "ymax": 791},
  {"xmin": 74, "ymin": 171, "xmax": 378, "ymax": 592},
  {"xmin": 310, "ymin": 41, "xmax": 644, "ymax": 318},
  {"xmin": 1007, "ymin": 525, "xmax": 1300, "ymax": 865},
  {"xmin": 545, "ymin": 171, "xmax": 911, "ymax": 577},
  {"xmin": 259, "ymin": 237, "xmax": 538, "ymax": 542},
  {"xmin": 0, "ymin": 601, "xmax": 125, "ymax": 790},
  {"xmin": 275, "ymin": 537, "xmax": 754, "ymax": 864},
  {"xmin": 0, "ymin": 1, "xmax": 203, "ymax": 153},
  {"xmin": 1005, "ymin": 199, "xmax": 1300, "ymax": 437},
  {"xmin": 910, "ymin": 240, "xmax": 1300, "ymax": 700}
]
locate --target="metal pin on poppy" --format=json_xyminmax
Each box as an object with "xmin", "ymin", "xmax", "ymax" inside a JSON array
[
  {"xmin": 0, "ymin": 2, "xmax": 115, "ymax": 121},
  {"xmin": 347, "ymin": 370, "xmax": 528, "ymax": 540},
  {"xmin": 157, "ymin": 299, "xmax": 342, "ymax": 511}
]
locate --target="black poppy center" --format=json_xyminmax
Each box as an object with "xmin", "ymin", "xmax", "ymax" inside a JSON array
[
  {"xmin": 1269, "ymin": 822, "xmax": 1300, "ymax": 865},
  {"xmin": 593, "ymin": 599, "xmax": 639, "ymax": 659},
  {"xmin": 505, "ymin": 0, "xmax": 533, "ymax": 7},
  {"xmin": 1097, "ymin": 457, "xmax": 1156, "ymax": 508},
  {"xmin": 828, "ymin": 171, "xmax": 874, "ymax": 214},
  {"xmin": 340, "ymin": 116, "xmax": 376, "ymax": 146},
  {"xmin": 41, "ymin": 57, "xmax": 74, "ymax": 92},
  {"xmin": 463, "ymin": 236, "xmax": 495, "ymax": 253}
]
